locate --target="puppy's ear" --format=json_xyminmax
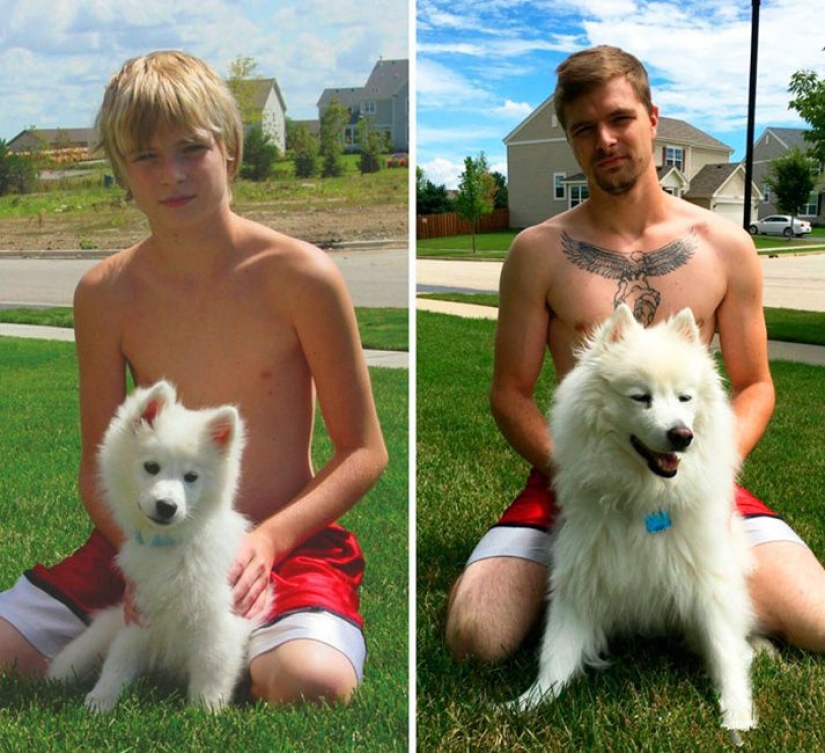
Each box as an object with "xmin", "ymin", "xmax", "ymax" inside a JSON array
[
  {"xmin": 136, "ymin": 380, "xmax": 176, "ymax": 428},
  {"xmin": 669, "ymin": 308, "xmax": 700, "ymax": 343},
  {"xmin": 600, "ymin": 303, "xmax": 637, "ymax": 344},
  {"xmin": 206, "ymin": 407, "xmax": 240, "ymax": 451}
]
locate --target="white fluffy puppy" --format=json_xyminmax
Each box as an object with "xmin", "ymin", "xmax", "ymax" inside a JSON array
[
  {"xmin": 511, "ymin": 305, "xmax": 757, "ymax": 735},
  {"xmin": 49, "ymin": 380, "xmax": 259, "ymax": 713}
]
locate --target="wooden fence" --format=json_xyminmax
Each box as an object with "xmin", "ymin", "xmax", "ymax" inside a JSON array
[{"xmin": 416, "ymin": 208, "xmax": 510, "ymax": 239}]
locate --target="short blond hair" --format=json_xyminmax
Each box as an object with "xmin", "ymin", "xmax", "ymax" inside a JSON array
[
  {"xmin": 553, "ymin": 46, "xmax": 653, "ymax": 132},
  {"xmin": 96, "ymin": 50, "xmax": 243, "ymax": 189}
]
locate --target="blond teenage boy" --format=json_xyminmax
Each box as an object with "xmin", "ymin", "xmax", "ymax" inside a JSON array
[{"xmin": 0, "ymin": 50, "xmax": 388, "ymax": 706}]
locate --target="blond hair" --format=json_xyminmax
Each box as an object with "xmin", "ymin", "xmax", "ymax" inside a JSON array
[
  {"xmin": 96, "ymin": 50, "xmax": 243, "ymax": 190},
  {"xmin": 553, "ymin": 46, "xmax": 653, "ymax": 132}
]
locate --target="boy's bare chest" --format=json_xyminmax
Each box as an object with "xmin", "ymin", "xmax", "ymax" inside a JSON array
[{"xmin": 120, "ymin": 281, "xmax": 304, "ymax": 407}]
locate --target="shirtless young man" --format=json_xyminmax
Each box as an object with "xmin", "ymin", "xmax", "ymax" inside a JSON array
[
  {"xmin": 446, "ymin": 45, "xmax": 825, "ymax": 662},
  {"xmin": 0, "ymin": 51, "xmax": 387, "ymax": 705}
]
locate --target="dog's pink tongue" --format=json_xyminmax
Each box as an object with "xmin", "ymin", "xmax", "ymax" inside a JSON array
[{"xmin": 654, "ymin": 452, "xmax": 680, "ymax": 474}]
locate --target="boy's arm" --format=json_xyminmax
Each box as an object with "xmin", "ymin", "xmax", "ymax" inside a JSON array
[
  {"xmin": 73, "ymin": 261, "xmax": 128, "ymax": 548},
  {"xmin": 715, "ymin": 228, "xmax": 775, "ymax": 461},
  {"xmin": 230, "ymin": 245, "xmax": 387, "ymax": 617}
]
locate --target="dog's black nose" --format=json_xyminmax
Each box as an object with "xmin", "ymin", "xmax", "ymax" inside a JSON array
[
  {"xmin": 667, "ymin": 426, "xmax": 693, "ymax": 451},
  {"xmin": 154, "ymin": 499, "xmax": 178, "ymax": 521}
]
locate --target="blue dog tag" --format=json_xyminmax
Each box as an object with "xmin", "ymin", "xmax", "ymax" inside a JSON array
[{"xmin": 645, "ymin": 510, "xmax": 672, "ymax": 534}]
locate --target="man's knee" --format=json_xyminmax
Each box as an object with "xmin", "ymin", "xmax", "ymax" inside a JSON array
[
  {"xmin": 445, "ymin": 571, "xmax": 521, "ymax": 663},
  {"xmin": 249, "ymin": 638, "xmax": 358, "ymax": 706},
  {"xmin": 0, "ymin": 618, "xmax": 49, "ymax": 678}
]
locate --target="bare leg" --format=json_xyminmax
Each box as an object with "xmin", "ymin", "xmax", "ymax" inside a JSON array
[
  {"xmin": 749, "ymin": 541, "xmax": 825, "ymax": 650},
  {"xmin": 445, "ymin": 556, "xmax": 546, "ymax": 662},
  {"xmin": 0, "ymin": 618, "xmax": 49, "ymax": 677},
  {"xmin": 249, "ymin": 639, "xmax": 358, "ymax": 706}
]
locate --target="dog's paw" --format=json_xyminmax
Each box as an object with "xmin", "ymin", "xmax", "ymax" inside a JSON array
[
  {"xmin": 84, "ymin": 690, "xmax": 118, "ymax": 714},
  {"xmin": 503, "ymin": 681, "xmax": 556, "ymax": 713},
  {"xmin": 196, "ymin": 693, "xmax": 229, "ymax": 713}
]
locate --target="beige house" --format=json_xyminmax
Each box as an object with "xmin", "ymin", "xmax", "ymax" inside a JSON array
[
  {"xmin": 504, "ymin": 95, "xmax": 743, "ymax": 228},
  {"xmin": 748, "ymin": 127, "xmax": 823, "ymax": 221}
]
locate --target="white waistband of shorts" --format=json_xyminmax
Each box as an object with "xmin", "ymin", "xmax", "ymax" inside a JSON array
[
  {"xmin": 248, "ymin": 610, "xmax": 366, "ymax": 683},
  {"xmin": 466, "ymin": 526, "xmax": 551, "ymax": 567},
  {"xmin": 466, "ymin": 515, "xmax": 808, "ymax": 568},
  {"xmin": 742, "ymin": 515, "xmax": 807, "ymax": 548},
  {"xmin": 0, "ymin": 575, "xmax": 87, "ymax": 659}
]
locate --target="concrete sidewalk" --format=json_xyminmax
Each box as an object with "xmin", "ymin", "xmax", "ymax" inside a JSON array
[
  {"xmin": 416, "ymin": 297, "xmax": 825, "ymax": 368},
  {"xmin": 0, "ymin": 323, "xmax": 409, "ymax": 369}
]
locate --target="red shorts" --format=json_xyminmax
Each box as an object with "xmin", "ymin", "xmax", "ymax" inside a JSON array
[
  {"xmin": 495, "ymin": 467, "xmax": 780, "ymax": 532},
  {"xmin": 24, "ymin": 525, "xmax": 364, "ymax": 629}
]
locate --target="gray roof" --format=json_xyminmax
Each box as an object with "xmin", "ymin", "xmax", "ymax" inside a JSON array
[
  {"xmin": 684, "ymin": 163, "xmax": 740, "ymax": 198},
  {"xmin": 7, "ymin": 127, "xmax": 97, "ymax": 152},
  {"xmin": 656, "ymin": 116, "xmax": 731, "ymax": 153}
]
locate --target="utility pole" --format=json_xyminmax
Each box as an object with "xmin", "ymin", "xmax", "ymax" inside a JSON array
[{"xmin": 743, "ymin": 0, "xmax": 761, "ymax": 231}]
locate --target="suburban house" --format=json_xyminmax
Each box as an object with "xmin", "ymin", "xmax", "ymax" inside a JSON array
[
  {"xmin": 318, "ymin": 58, "xmax": 409, "ymax": 152},
  {"xmin": 504, "ymin": 95, "xmax": 757, "ymax": 229},
  {"xmin": 747, "ymin": 127, "xmax": 823, "ymax": 222},
  {"xmin": 7, "ymin": 127, "xmax": 98, "ymax": 159},
  {"xmin": 238, "ymin": 77, "xmax": 288, "ymax": 153}
]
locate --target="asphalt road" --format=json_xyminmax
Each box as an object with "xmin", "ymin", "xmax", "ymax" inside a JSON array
[{"xmin": 0, "ymin": 246, "xmax": 409, "ymax": 309}]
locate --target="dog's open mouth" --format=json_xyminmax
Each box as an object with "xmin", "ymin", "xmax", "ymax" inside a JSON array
[{"xmin": 630, "ymin": 435, "xmax": 680, "ymax": 478}]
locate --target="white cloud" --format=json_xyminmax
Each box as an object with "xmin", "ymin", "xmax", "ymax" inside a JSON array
[
  {"xmin": 419, "ymin": 158, "xmax": 464, "ymax": 190},
  {"xmin": 493, "ymin": 99, "xmax": 533, "ymax": 118},
  {"xmin": 0, "ymin": 0, "xmax": 408, "ymax": 138}
]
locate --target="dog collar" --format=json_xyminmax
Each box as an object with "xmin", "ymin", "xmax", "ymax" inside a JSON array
[
  {"xmin": 645, "ymin": 510, "xmax": 672, "ymax": 534},
  {"xmin": 134, "ymin": 531, "xmax": 178, "ymax": 547}
]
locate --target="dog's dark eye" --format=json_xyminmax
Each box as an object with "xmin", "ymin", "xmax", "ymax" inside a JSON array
[
  {"xmin": 144, "ymin": 461, "xmax": 161, "ymax": 475},
  {"xmin": 679, "ymin": 394, "xmax": 693, "ymax": 403},
  {"xmin": 631, "ymin": 394, "xmax": 652, "ymax": 408},
  {"xmin": 184, "ymin": 472, "xmax": 199, "ymax": 484}
]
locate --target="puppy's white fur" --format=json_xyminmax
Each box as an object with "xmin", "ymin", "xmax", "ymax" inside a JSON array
[
  {"xmin": 49, "ymin": 380, "xmax": 259, "ymax": 713},
  {"xmin": 511, "ymin": 305, "xmax": 757, "ymax": 733}
]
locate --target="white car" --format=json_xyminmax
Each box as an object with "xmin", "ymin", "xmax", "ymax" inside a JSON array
[{"xmin": 749, "ymin": 214, "xmax": 812, "ymax": 238}]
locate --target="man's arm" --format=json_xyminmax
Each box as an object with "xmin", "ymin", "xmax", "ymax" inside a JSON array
[
  {"xmin": 715, "ymin": 229, "xmax": 775, "ymax": 461},
  {"xmin": 490, "ymin": 229, "xmax": 556, "ymax": 475}
]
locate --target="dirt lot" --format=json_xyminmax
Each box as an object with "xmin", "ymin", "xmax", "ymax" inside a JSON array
[{"xmin": 0, "ymin": 200, "xmax": 408, "ymax": 251}]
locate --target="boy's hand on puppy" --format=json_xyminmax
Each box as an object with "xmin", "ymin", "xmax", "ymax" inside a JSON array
[
  {"xmin": 229, "ymin": 530, "xmax": 274, "ymax": 622},
  {"xmin": 123, "ymin": 580, "xmax": 143, "ymax": 626}
]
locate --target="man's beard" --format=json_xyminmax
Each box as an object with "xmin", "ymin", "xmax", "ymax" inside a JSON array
[{"xmin": 590, "ymin": 151, "xmax": 647, "ymax": 196}]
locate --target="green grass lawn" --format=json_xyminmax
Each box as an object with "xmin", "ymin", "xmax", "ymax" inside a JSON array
[
  {"xmin": 417, "ymin": 293, "xmax": 825, "ymax": 348},
  {"xmin": 417, "ymin": 229, "xmax": 825, "ymax": 259},
  {"xmin": 0, "ymin": 337, "xmax": 408, "ymax": 752},
  {"xmin": 0, "ymin": 307, "xmax": 409, "ymax": 353},
  {"xmin": 417, "ymin": 310, "xmax": 825, "ymax": 752}
]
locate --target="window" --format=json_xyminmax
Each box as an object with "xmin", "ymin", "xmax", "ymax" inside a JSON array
[
  {"xmin": 761, "ymin": 185, "xmax": 770, "ymax": 204},
  {"xmin": 664, "ymin": 146, "xmax": 684, "ymax": 171},
  {"xmin": 801, "ymin": 193, "xmax": 817, "ymax": 217},
  {"xmin": 361, "ymin": 100, "xmax": 376, "ymax": 115},
  {"xmin": 554, "ymin": 172, "xmax": 566, "ymax": 200},
  {"xmin": 569, "ymin": 184, "xmax": 589, "ymax": 208}
]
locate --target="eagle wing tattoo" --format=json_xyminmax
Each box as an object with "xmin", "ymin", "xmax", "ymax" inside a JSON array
[{"xmin": 560, "ymin": 231, "xmax": 697, "ymax": 324}]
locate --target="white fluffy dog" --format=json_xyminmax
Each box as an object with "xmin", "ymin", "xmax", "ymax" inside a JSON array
[
  {"xmin": 49, "ymin": 380, "xmax": 258, "ymax": 713},
  {"xmin": 511, "ymin": 304, "xmax": 757, "ymax": 735}
]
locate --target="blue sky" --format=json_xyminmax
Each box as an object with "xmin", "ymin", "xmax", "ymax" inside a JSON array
[
  {"xmin": 417, "ymin": 0, "xmax": 824, "ymax": 188},
  {"xmin": 0, "ymin": 0, "xmax": 408, "ymax": 141}
]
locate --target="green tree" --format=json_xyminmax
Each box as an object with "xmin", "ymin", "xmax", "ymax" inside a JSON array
[
  {"xmin": 789, "ymin": 70, "xmax": 825, "ymax": 165},
  {"xmin": 0, "ymin": 140, "xmax": 37, "ymax": 196},
  {"xmin": 292, "ymin": 123, "xmax": 319, "ymax": 178},
  {"xmin": 358, "ymin": 116, "xmax": 383, "ymax": 175},
  {"xmin": 454, "ymin": 153, "xmax": 497, "ymax": 253},
  {"xmin": 240, "ymin": 124, "xmax": 278, "ymax": 181},
  {"xmin": 415, "ymin": 167, "xmax": 453, "ymax": 214},
  {"xmin": 764, "ymin": 148, "xmax": 816, "ymax": 238},
  {"xmin": 227, "ymin": 55, "xmax": 262, "ymax": 127},
  {"xmin": 319, "ymin": 99, "xmax": 349, "ymax": 178},
  {"xmin": 490, "ymin": 171, "xmax": 508, "ymax": 209}
]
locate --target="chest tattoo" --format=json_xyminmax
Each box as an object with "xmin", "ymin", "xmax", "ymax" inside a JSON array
[{"xmin": 560, "ymin": 231, "xmax": 697, "ymax": 324}]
